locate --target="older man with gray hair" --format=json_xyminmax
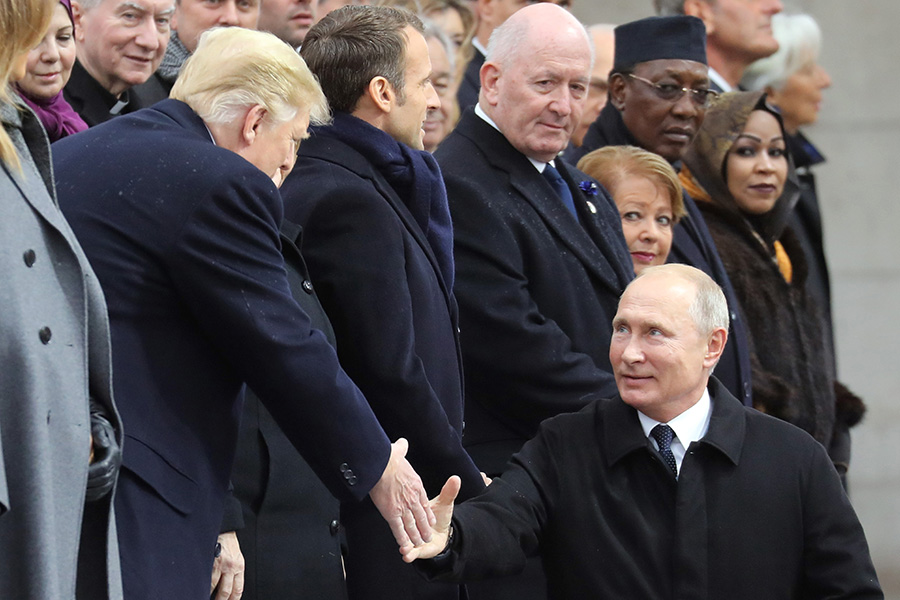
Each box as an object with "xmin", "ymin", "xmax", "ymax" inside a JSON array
[
  {"xmin": 54, "ymin": 26, "xmax": 435, "ymax": 600},
  {"xmin": 67, "ymin": 0, "xmax": 174, "ymax": 124},
  {"xmin": 403, "ymin": 264, "xmax": 883, "ymax": 600}
]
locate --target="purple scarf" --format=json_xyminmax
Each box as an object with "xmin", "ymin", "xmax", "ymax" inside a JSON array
[
  {"xmin": 17, "ymin": 91, "xmax": 87, "ymax": 142},
  {"xmin": 16, "ymin": 0, "xmax": 87, "ymax": 142}
]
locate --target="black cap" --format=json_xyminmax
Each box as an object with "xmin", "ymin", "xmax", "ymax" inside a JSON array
[{"xmin": 613, "ymin": 15, "xmax": 707, "ymax": 72}]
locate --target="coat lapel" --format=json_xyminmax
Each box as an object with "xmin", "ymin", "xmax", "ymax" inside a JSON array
[{"xmin": 465, "ymin": 114, "xmax": 629, "ymax": 292}]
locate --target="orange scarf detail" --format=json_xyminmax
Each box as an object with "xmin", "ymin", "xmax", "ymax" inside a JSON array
[
  {"xmin": 773, "ymin": 240, "xmax": 793, "ymax": 283},
  {"xmin": 678, "ymin": 164, "xmax": 712, "ymax": 203}
]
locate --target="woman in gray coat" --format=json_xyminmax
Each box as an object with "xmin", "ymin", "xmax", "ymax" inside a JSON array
[{"xmin": 1, "ymin": 0, "xmax": 123, "ymax": 597}]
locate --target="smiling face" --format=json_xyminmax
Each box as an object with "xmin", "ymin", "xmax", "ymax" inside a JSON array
[
  {"xmin": 725, "ymin": 109, "xmax": 787, "ymax": 215},
  {"xmin": 257, "ymin": 0, "xmax": 316, "ymax": 47},
  {"xmin": 74, "ymin": 0, "xmax": 174, "ymax": 96},
  {"xmin": 482, "ymin": 19, "xmax": 591, "ymax": 162},
  {"xmin": 613, "ymin": 59, "xmax": 710, "ymax": 163},
  {"xmin": 767, "ymin": 60, "xmax": 831, "ymax": 134},
  {"xmin": 610, "ymin": 272, "xmax": 718, "ymax": 422},
  {"xmin": 612, "ymin": 176, "xmax": 675, "ymax": 275},
  {"xmin": 384, "ymin": 27, "xmax": 439, "ymax": 150},
  {"xmin": 423, "ymin": 34, "xmax": 455, "ymax": 152},
  {"xmin": 17, "ymin": 4, "xmax": 78, "ymax": 100}
]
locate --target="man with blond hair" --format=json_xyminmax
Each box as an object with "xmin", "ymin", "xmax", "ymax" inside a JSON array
[{"xmin": 54, "ymin": 27, "xmax": 435, "ymax": 600}]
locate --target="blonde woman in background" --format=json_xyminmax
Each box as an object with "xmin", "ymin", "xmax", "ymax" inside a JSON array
[{"xmin": 578, "ymin": 145, "xmax": 685, "ymax": 275}]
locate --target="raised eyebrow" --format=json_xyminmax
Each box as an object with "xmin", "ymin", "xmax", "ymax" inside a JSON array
[{"xmin": 735, "ymin": 133, "xmax": 763, "ymax": 143}]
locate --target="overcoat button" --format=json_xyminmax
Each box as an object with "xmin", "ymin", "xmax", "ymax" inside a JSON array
[
  {"xmin": 23, "ymin": 249, "xmax": 36, "ymax": 267},
  {"xmin": 302, "ymin": 280, "xmax": 314, "ymax": 294},
  {"xmin": 39, "ymin": 327, "xmax": 52, "ymax": 344},
  {"xmin": 329, "ymin": 520, "xmax": 341, "ymax": 535}
]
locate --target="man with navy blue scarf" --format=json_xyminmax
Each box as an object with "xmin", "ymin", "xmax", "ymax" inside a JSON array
[{"xmin": 279, "ymin": 6, "xmax": 486, "ymax": 600}]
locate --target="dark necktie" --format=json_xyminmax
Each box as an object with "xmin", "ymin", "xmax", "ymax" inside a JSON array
[
  {"xmin": 650, "ymin": 424, "xmax": 678, "ymax": 478},
  {"xmin": 542, "ymin": 164, "xmax": 578, "ymax": 218}
]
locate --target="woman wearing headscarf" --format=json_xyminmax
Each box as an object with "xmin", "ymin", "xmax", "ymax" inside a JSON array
[
  {"xmin": 680, "ymin": 90, "xmax": 865, "ymax": 479},
  {"xmin": 14, "ymin": 0, "xmax": 87, "ymax": 142},
  {"xmin": 742, "ymin": 13, "xmax": 837, "ymax": 391},
  {"xmin": 1, "ymin": 0, "xmax": 123, "ymax": 596}
]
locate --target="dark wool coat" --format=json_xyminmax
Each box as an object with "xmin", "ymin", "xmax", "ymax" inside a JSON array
[
  {"xmin": 419, "ymin": 379, "xmax": 882, "ymax": 600},
  {"xmin": 683, "ymin": 91, "xmax": 865, "ymax": 468},
  {"xmin": 435, "ymin": 109, "xmax": 635, "ymax": 477},
  {"xmin": 54, "ymin": 99, "xmax": 391, "ymax": 600},
  {"xmin": 281, "ymin": 120, "xmax": 484, "ymax": 600}
]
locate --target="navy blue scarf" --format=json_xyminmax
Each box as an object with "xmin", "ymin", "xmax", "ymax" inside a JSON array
[{"xmin": 316, "ymin": 112, "xmax": 455, "ymax": 290}]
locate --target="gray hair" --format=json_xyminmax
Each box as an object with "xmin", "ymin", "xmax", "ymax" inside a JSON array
[
  {"xmin": 741, "ymin": 13, "xmax": 822, "ymax": 91},
  {"xmin": 636, "ymin": 264, "xmax": 730, "ymax": 337},
  {"xmin": 486, "ymin": 8, "xmax": 592, "ymax": 70}
]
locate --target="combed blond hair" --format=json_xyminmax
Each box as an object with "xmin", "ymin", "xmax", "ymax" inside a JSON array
[
  {"xmin": 1, "ymin": 0, "xmax": 54, "ymax": 169},
  {"xmin": 171, "ymin": 27, "xmax": 329, "ymax": 128},
  {"xmin": 577, "ymin": 145, "xmax": 686, "ymax": 222}
]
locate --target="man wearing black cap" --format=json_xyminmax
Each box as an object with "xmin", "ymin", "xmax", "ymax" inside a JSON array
[{"xmin": 565, "ymin": 15, "xmax": 754, "ymax": 411}]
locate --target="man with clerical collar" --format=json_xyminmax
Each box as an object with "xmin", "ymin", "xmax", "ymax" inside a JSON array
[
  {"xmin": 566, "ymin": 15, "xmax": 754, "ymax": 411},
  {"xmin": 67, "ymin": 0, "xmax": 174, "ymax": 125},
  {"xmin": 402, "ymin": 264, "xmax": 883, "ymax": 600},
  {"xmin": 653, "ymin": 0, "xmax": 783, "ymax": 92}
]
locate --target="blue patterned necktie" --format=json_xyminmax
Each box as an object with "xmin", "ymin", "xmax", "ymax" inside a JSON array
[
  {"xmin": 541, "ymin": 164, "xmax": 578, "ymax": 218},
  {"xmin": 650, "ymin": 424, "xmax": 678, "ymax": 478}
]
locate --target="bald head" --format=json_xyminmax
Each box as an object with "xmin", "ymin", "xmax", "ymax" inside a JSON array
[
  {"xmin": 480, "ymin": 3, "xmax": 592, "ymax": 162},
  {"xmin": 486, "ymin": 3, "xmax": 590, "ymax": 71}
]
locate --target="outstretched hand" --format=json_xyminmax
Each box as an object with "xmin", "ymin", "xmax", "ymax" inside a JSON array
[
  {"xmin": 369, "ymin": 438, "xmax": 436, "ymax": 549},
  {"xmin": 400, "ymin": 475, "xmax": 461, "ymax": 563}
]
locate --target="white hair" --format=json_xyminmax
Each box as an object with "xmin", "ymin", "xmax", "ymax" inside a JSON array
[{"xmin": 741, "ymin": 13, "xmax": 822, "ymax": 92}]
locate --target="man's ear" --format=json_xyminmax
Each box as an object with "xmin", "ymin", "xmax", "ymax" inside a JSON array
[
  {"xmin": 71, "ymin": 0, "xmax": 86, "ymax": 43},
  {"xmin": 703, "ymin": 327, "xmax": 728, "ymax": 369},
  {"xmin": 480, "ymin": 62, "xmax": 501, "ymax": 107},
  {"xmin": 366, "ymin": 76, "xmax": 395, "ymax": 114},
  {"xmin": 240, "ymin": 105, "xmax": 268, "ymax": 146},
  {"xmin": 683, "ymin": 0, "xmax": 715, "ymax": 33},
  {"xmin": 608, "ymin": 73, "xmax": 628, "ymax": 111}
]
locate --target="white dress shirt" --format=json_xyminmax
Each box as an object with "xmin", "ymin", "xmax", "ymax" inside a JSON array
[{"xmin": 638, "ymin": 388, "xmax": 712, "ymax": 477}]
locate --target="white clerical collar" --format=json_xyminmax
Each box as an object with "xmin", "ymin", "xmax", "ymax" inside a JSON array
[
  {"xmin": 708, "ymin": 67, "xmax": 733, "ymax": 93},
  {"xmin": 637, "ymin": 387, "xmax": 712, "ymax": 451},
  {"xmin": 474, "ymin": 103, "xmax": 550, "ymax": 173}
]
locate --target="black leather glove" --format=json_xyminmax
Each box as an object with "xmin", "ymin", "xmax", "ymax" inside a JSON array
[{"xmin": 86, "ymin": 398, "xmax": 122, "ymax": 502}]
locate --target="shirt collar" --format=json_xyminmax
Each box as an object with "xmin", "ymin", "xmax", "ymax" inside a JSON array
[
  {"xmin": 474, "ymin": 103, "xmax": 550, "ymax": 173},
  {"xmin": 637, "ymin": 387, "xmax": 712, "ymax": 449},
  {"xmin": 708, "ymin": 67, "xmax": 733, "ymax": 93}
]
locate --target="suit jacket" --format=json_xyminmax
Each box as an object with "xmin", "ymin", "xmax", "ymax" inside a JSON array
[
  {"xmin": 435, "ymin": 110, "xmax": 634, "ymax": 476},
  {"xmin": 422, "ymin": 378, "xmax": 883, "ymax": 600},
  {"xmin": 53, "ymin": 99, "xmax": 391, "ymax": 600},
  {"xmin": 231, "ymin": 222, "xmax": 346, "ymax": 600},
  {"xmin": 281, "ymin": 123, "xmax": 483, "ymax": 600},
  {"xmin": 1, "ymin": 100, "xmax": 123, "ymax": 600},
  {"xmin": 456, "ymin": 48, "xmax": 484, "ymax": 114}
]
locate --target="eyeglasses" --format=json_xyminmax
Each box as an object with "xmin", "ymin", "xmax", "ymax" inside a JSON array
[{"xmin": 627, "ymin": 74, "xmax": 719, "ymax": 108}]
